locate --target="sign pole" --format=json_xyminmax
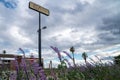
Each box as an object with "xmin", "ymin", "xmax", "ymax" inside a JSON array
[
  {"xmin": 29, "ymin": 1, "xmax": 49, "ymax": 67},
  {"xmin": 39, "ymin": 13, "xmax": 42, "ymax": 66}
]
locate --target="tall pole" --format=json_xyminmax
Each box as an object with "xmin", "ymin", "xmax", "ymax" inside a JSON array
[
  {"xmin": 29, "ymin": 1, "xmax": 49, "ymax": 67},
  {"xmin": 39, "ymin": 13, "xmax": 42, "ymax": 66}
]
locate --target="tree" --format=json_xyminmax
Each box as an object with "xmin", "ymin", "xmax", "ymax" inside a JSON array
[
  {"xmin": 114, "ymin": 55, "xmax": 120, "ymax": 65},
  {"xmin": 82, "ymin": 52, "xmax": 88, "ymax": 64},
  {"xmin": 3, "ymin": 50, "xmax": 6, "ymax": 54}
]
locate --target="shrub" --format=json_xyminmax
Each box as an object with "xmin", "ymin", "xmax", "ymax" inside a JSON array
[{"xmin": 0, "ymin": 47, "xmax": 120, "ymax": 80}]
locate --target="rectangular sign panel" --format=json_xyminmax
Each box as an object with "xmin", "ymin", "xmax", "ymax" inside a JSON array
[{"xmin": 29, "ymin": 1, "xmax": 49, "ymax": 16}]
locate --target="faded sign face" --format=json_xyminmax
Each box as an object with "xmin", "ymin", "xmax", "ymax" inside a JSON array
[{"xmin": 29, "ymin": 1, "xmax": 49, "ymax": 16}]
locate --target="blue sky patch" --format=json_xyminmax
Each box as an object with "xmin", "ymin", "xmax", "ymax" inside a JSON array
[
  {"xmin": 0, "ymin": 0, "xmax": 17, "ymax": 9},
  {"xmin": 16, "ymin": 48, "xmax": 30, "ymax": 54}
]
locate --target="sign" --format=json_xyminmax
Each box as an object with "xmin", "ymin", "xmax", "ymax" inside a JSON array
[{"xmin": 29, "ymin": 1, "xmax": 49, "ymax": 16}]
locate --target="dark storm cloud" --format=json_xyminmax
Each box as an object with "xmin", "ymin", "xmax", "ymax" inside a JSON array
[
  {"xmin": 74, "ymin": 0, "xmax": 120, "ymax": 51},
  {"xmin": 46, "ymin": 1, "xmax": 88, "ymax": 14},
  {"xmin": 102, "ymin": 14, "xmax": 120, "ymax": 34},
  {"xmin": 42, "ymin": 0, "xmax": 89, "ymax": 27},
  {"xmin": 96, "ymin": 13, "xmax": 120, "ymax": 46}
]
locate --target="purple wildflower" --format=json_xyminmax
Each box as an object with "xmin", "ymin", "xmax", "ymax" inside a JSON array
[
  {"xmin": 14, "ymin": 57, "xmax": 19, "ymax": 74},
  {"xmin": 50, "ymin": 69, "xmax": 57, "ymax": 80},
  {"xmin": 64, "ymin": 59, "xmax": 72, "ymax": 67},
  {"xmin": 63, "ymin": 51, "xmax": 73, "ymax": 60},
  {"xmin": 31, "ymin": 62, "xmax": 39, "ymax": 75},
  {"xmin": 29, "ymin": 74, "xmax": 36, "ymax": 80},
  {"xmin": 86, "ymin": 61, "xmax": 93, "ymax": 69},
  {"xmin": 50, "ymin": 46, "xmax": 62, "ymax": 62},
  {"xmin": 79, "ymin": 65, "xmax": 86, "ymax": 72},
  {"xmin": 20, "ymin": 58, "xmax": 29, "ymax": 80},
  {"xmin": 19, "ymin": 48, "xmax": 25, "ymax": 58},
  {"xmin": 10, "ymin": 73, "xmax": 16, "ymax": 80},
  {"xmin": 38, "ymin": 67, "xmax": 47, "ymax": 80}
]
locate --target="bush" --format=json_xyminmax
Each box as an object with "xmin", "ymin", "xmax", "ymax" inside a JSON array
[{"xmin": 0, "ymin": 47, "xmax": 120, "ymax": 80}]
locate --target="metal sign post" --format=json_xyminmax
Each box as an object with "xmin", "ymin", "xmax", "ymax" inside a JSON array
[{"xmin": 29, "ymin": 1, "xmax": 49, "ymax": 67}]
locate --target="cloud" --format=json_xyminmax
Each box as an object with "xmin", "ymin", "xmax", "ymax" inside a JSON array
[
  {"xmin": 88, "ymin": 44, "xmax": 120, "ymax": 63},
  {"xmin": 41, "ymin": 0, "xmax": 120, "ymax": 52},
  {"xmin": 0, "ymin": 0, "xmax": 120, "ymax": 68},
  {"xmin": 8, "ymin": 26, "xmax": 32, "ymax": 45}
]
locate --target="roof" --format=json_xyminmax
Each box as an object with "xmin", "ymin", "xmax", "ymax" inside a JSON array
[{"xmin": 0, "ymin": 54, "xmax": 22, "ymax": 58}]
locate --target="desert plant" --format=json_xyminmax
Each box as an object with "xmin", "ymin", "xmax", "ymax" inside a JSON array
[
  {"xmin": 70, "ymin": 46, "xmax": 76, "ymax": 66},
  {"xmin": 82, "ymin": 52, "xmax": 88, "ymax": 64},
  {"xmin": 114, "ymin": 55, "xmax": 120, "ymax": 65}
]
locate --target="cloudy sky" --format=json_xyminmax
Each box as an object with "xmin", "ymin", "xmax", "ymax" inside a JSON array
[{"xmin": 0, "ymin": 0, "xmax": 120, "ymax": 68}]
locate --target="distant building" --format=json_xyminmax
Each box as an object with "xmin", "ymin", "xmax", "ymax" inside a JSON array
[
  {"xmin": 0, "ymin": 54, "xmax": 22, "ymax": 70},
  {"xmin": 0, "ymin": 54, "xmax": 44, "ymax": 70}
]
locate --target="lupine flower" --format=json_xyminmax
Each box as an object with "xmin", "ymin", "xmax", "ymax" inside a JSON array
[
  {"xmin": 64, "ymin": 59, "xmax": 72, "ymax": 67},
  {"xmin": 20, "ymin": 58, "xmax": 29, "ymax": 80},
  {"xmin": 14, "ymin": 57, "xmax": 19, "ymax": 74},
  {"xmin": 85, "ymin": 61, "xmax": 93, "ymax": 69},
  {"xmin": 79, "ymin": 65, "xmax": 86, "ymax": 72},
  {"xmin": 29, "ymin": 74, "xmax": 36, "ymax": 80},
  {"xmin": 38, "ymin": 67, "xmax": 47, "ymax": 80},
  {"xmin": 31, "ymin": 62, "xmax": 39, "ymax": 75},
  {"xmin": 50, "ymin": 69, "xmax": 57, "ymax": 80},
  {"xmin": 9, "ymin": 73, "xmax": 16, "ymax": 80},
  {"xmin": 19, "ymin": 48, "xmax": 25, "ymax": 57},
  {"xmin": 63, "ymin": 51, "xmax": 73, "ymax": 60},
  {"xmin": 50, "ymin": 46, "xmax": 62, "ymax": 62}
]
